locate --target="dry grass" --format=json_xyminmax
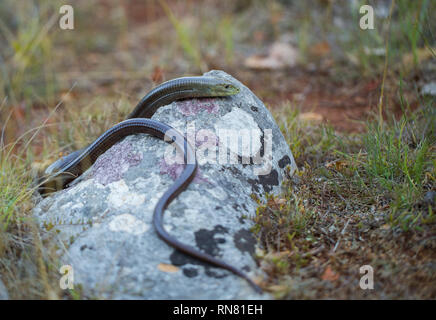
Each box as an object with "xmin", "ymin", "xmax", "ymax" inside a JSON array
[{"xmin": 254, "ymin": 102, "xmax": 435, "ymax": 299}]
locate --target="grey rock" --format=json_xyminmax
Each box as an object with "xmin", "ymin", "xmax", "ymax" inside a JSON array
[
  {"xmin": 33, "ymin": 70, "xmax": 297, "ymax": 299},
  {"xmin": 0, "ymin": 278, "xmax": 8, "ymax": 300}
]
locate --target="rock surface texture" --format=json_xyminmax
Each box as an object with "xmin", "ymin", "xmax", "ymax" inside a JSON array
[{"xmin": 33, "ymin": 70, "xmax": 297, "ymax": 299}]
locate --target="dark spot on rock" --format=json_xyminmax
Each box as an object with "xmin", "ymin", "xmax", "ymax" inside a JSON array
[
  {"xmin": 183, "ymin": 267, "xmax": 199, "ymax": 278},
  {"xmin": 258, "ymin": 169, "xmax": 279, "ymax": 193},
  {"xmin": 238, "ymin": 154, "xmax": 252, "ymax": 166},
  {"xmin": 195, "ymin": 225, "xmax": 228, "ymax": 257},
  {"xmin": 205, "ymin": 268, "xmax": 228, "ymax": 279},
  {"xmin": 247, "ymin": 178, "xmax": 261, "ymax": 194},
  {"xmin": 232, "ymin": 203, "xmax": 240, "ymax": 211},
  {"xmin": 170, "ymin": 250, "xmax": 193, "ymax": 266},
  {"xmin": 215, "ymin": 206, "xmax": 222, "ymax": 210},
  {"xmin": 250, "ymin": 106, "xmax": 259, "ymax": 112},
  {"xmin": 217, "ymin": 238, "xmax": 226, "ymax": 244},
  {"xmin": 80, "ymin": 244, "xmax": 93, "ymax": 251},
  {"xmin": 170, "ymin": 250, "xmax": 229, "ymax": 279},
  {"xmin": 226, "ymin": 166, "xmax": 243, "ymax": 176},
  {"xmin": 242, "ymin": 265, "xmax": 251, "ymax": 272},
  {"xmin": 242, "ymin": 203, "xmax": 248, "ymax": 211},
  {"xmin": 169, "ymin": 225, "xmax": 230, "ymax": 279},
  {"xmin": 247, "ymin": 169, "xmax": 279, "ymax": 194},
  {"xmin": 238, "ymin": 215, "xmax": 246, "ymax": 224},
  {"xmin": 233, "ymin": 229, "xmax": 256, "ymax": 256},
  {"xmin": 278, "ymin": 155, "xmax": 291, "ymax": 168}
]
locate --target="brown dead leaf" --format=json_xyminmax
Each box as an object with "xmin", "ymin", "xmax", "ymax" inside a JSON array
[
  {"xmin": 265, "ymin": 251, "xmax": 290, "ymax": 260},
  {"xmin": 310, "ymin": 41, "xmax": 330, "ymax": 57},
  {"xmin": 268, "ymin": 284, "xmax": 288, "ymax": 292},
  {"xmin": 157, "ymin": 263, "xmax": 179, "ymax": 273},
  {"xmin": 151, "ymin": 66, "xmax": 164, "ymax": 84},
  {"xmin": 59, "ymin": 90, "xmax": 75, "ymax": 103},
  {"xmin": 267, "ymin": 197, "xmax": 277, "ymax": 208},
  {"xmin": 325, "ymin": 159, "xmax": 349, "ymax": 171},
  {"xmin": 276, "ymin": 198, "xmax": 287, "ymax": 205},
  {"xmin": 298, "ymin": 112, "xmax": 323, "ymax": 122},
  {"xmin": 321, "ymin": 266, "xmax": 339, "ymax": 281}
]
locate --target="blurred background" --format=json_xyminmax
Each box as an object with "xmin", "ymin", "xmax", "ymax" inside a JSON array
[
  {"xmin": 0, "ymin": 0, "xmax": 435, "ymax": 299},
  {"xmin": 1, "ymin": 0, "xmax": 434, "ymax": 148}
]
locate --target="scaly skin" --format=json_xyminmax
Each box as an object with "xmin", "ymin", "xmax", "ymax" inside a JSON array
[{"xmin": 45, "ymin": 76, "xmax": 239, "ymax": 174}]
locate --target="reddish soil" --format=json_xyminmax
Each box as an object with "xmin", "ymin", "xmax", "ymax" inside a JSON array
[{"xmin": 234, "ymin": 68, "xmax": 410, "ymax": 133}]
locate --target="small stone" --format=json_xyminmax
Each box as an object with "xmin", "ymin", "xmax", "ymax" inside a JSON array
[
  {"xmin": 423, "ymin": 191, "xmax": 436, "ymax": 205},
  {"xmin": 421, "ymin": 82, "xmax": 436, "ymax": 96}
]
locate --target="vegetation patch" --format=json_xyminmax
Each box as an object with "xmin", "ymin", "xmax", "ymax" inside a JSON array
[{"xmin": 253, "ymin": 102, "xmax": 435, "ymax": 298}]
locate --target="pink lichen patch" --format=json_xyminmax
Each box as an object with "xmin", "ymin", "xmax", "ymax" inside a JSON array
[
  {"xmin": 177, "ymin": 98, "xmax": 219, "ymax": 116},
  {"xmin": 159, "ymin": 158, "xmax": 209, "ymax": 183},
  {"xmin": 92, "ymin": 141, "xmax": 143, "ymax": 185}
]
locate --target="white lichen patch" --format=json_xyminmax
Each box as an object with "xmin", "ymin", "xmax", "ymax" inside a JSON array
[
  {"xmin": 182, "ymin": 209, "xmax": 200, "ymax": 219},
  {"xmin": 60, "ymin": 202, "xmax": 72, "ymax": 211},
  {"xmin": 108, "ymin": 213, "xmax": 149, "ymax": 235},
  {"xmin": 167, "ymin": 118, "xmax": 186, "ymax": 132},
  {"xmin": 71, "ymin": 203, "xmax": 84, "ymax": 210},
  {"xmin": 214, "ymin": 108, "xmax": 262, "ymax": 157},
  {"xmin": 108, "ymin": 180, "xmax": 146, "ymax": 208},
  {"xmin": 60, "ymin": 202, "xmax": 84, "ymax": 212},
  {"xmin": 72, "ymin": 178, "xmax": 104, "ymax": 194},
  {"xmin": 206, "ymin": 187, "xmax": 228, "ymax": 201},
  {"xmin": 179, "ymin": 190, "xmax": 217, "ymax": 212}
]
